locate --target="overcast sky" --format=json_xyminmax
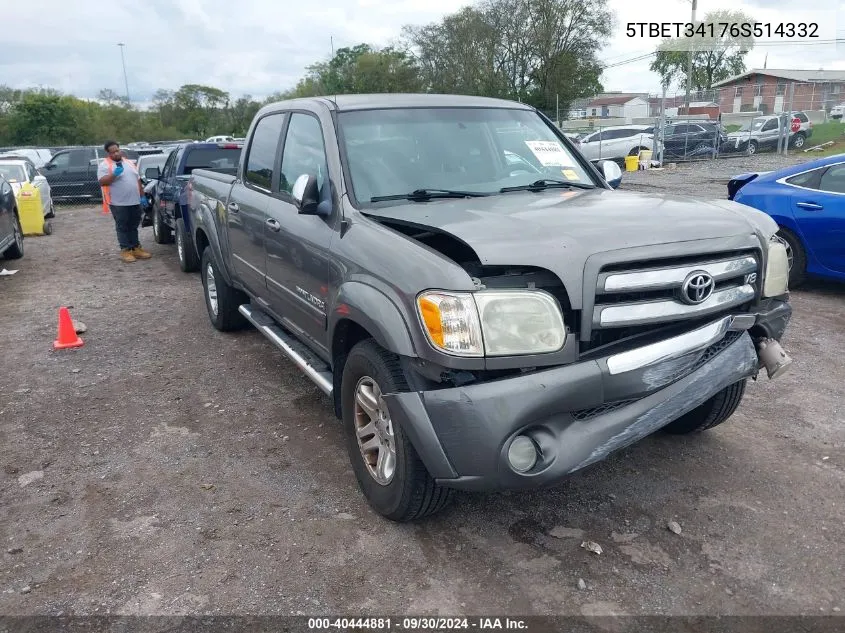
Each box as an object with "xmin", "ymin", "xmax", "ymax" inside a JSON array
[{"xmin": 3, "ymin": 0, "xmax": 844, "ymax": 105}]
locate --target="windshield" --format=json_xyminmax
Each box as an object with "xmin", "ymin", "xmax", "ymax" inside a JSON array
[
  {"xmin": 0, "ymin": 164, "xmax": 26, "ymax": 182},
  {"xmin": 138, "ymin": 153, "xmax": 170, "ymax": 171},
  {"xmin": 337, "ymin": 107, "xmax": 595, "ymax": 204},
  {"xmin": 737, "ymin": 118, "xmax": 766, "ymax": 133}
]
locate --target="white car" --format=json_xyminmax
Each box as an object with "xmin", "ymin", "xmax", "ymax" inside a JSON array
[
  {"xmin": 577, "ymin": 125, "xmax": 659, "ymax": 164},
  {"xmin": 0, "ymin": 158, "xmax": 54, "ymax": 218},
  {"xmin": 831, "ymin": 104, "xmax": 845, "ymax": 120},
  {"xmin": 205, "ymin": 135, "xmax": 234, "ymax": 143},
  {"xmin": 0, "ymin": 148, "xmax": 52, "ymax": 168}
]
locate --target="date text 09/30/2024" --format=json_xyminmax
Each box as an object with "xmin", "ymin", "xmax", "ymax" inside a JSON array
[{"xmin": 308, "ymin": 617, "xmax": 529, "ymax": 631}]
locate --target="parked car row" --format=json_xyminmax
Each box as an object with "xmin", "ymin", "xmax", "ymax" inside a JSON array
[{"xmin": 566, "ymin": 111, "xmax": 816, "ymax": 163}]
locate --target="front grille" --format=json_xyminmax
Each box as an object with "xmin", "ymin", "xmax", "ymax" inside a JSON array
[
  {"xmin": 572, "ymin": 399, "xmax": 637, "ymax": 421},
  {"xmin": 585, "ymin": 251, "xmax": 759, "ymax": 352}
]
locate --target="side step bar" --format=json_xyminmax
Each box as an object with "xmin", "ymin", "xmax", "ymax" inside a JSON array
[{"xmin": 238, "ymin": 304, "xmax": 333, "ymax": 396}]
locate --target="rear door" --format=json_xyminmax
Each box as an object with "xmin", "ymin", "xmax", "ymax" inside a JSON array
[
  {"xmin": 263, "ymin": 111, "xmax": 334, "ymax": 353},
  {"xmin": 227, "ymin": 112, "xmax": 287, "ymax": 298},
  {"xmin": 788, "ymin": 161, "xmax": 845, "ymax": 273}
]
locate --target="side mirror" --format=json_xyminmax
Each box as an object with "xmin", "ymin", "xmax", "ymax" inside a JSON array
[
  {"xmin": 145, "ymin": 167, "xmax": 161, "ymax": 180},
  {"xmin": 44, "ymin": 163, "xmax": 55, "ymax": 170},
  {"xmin": 291, "ymin": 174, "xmax": 323, "ymax": 215},
  {"xmin": 600, "ymin": 160, "xmax": 622, "ymax": 189}
]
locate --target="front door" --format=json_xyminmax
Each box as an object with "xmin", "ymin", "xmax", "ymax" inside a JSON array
[
  {"xmin": 228, "ymin": 112, "xmax": 287, "ymax": 299},
  {"xmin": 790, "ymin": 161, "xmax": 845, "ymax": 273},
  {"xmin": 264, "ymin": 112, "xmax": 334, "ymax": 354}
]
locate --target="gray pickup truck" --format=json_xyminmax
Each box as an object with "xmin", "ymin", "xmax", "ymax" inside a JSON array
[{"xmin": 188, "ymin": 94, "xmax": 794, "ymax": 522}]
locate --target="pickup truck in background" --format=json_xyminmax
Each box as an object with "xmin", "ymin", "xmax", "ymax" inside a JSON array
[
  {"xmin": 143, "ymin": 141, "xmax": 242, "ymax": 272},
  {"xmin": 41, "ymin": 146, "xmax": 107, "ymax": 201},
  {"xmin": 188, "ymin": 94, "xmax": 794, "ymax": 522}
]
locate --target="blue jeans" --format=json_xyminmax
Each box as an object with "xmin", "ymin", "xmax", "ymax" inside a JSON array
[{"xmin": 110, "ymin": 204, "xmax": 142, "ymax": 250}]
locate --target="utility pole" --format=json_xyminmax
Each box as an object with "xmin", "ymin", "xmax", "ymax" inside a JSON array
[
  {"xmin": 684, "ymin": 0, "xmax": 698, "ymax": 113},
  {"xmin": 556, "ymin": 93, "xmax": 560, "ymax": 126},
  {"xmin": 117, "ymin": 43, "xmax": 130, "ymax": 105},
  {"xmin": 658, "ymin": 84, "xmax": 667, "ymax": 166}
]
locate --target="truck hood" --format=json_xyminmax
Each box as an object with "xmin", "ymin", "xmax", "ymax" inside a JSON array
[{"xmin": 362, "ymin": 188, "xmax": 771, "ymax": 307}]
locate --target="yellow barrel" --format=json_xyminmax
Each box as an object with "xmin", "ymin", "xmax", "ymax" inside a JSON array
[
  {"xmin": 624, "ymin": 155, "xmax": 639, "ymax": 172},
  {"xmin": 17, "ymin": 183, "xmax": 48, "ymax": 235},
  {"xmin": 639, "ymin": 149, "xmax": 653, "ymax": 169}
]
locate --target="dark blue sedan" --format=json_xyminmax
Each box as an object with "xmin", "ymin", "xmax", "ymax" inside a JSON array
[{"xmin": 728, "ymin": 154, "xmax": 845, "ymax": 287}]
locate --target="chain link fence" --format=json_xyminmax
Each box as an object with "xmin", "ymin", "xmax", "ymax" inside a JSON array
[{"xmin": 555, "ymin": 82, "xmax": 845, "ymax": 168}]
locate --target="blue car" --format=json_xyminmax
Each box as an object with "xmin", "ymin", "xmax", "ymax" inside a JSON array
[{"xmin": 728, "ymin": 154, "xmax": 845, "ymax": 287}]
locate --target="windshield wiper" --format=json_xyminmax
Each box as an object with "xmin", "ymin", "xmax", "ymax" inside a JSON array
[
  {"xmin": 500, "ymin": 179, "xmax": 595, "ymax": 193},
  {"xmin": 370, "ymin": 188, "xmax": 489, "ymax": 202}
]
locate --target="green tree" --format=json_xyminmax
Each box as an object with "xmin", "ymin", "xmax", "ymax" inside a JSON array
[{"xmin": 649, "ymin": 10, "xmax": 755, "ymax": 91}]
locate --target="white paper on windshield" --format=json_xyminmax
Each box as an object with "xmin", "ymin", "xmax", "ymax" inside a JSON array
[{"xmin": 524, "ymin": 141, "xmax": 572, "ymax": 167}]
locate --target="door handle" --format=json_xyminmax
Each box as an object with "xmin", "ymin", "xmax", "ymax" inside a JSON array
[
  {"xmin": 228, "ymin": 202, "xmax": 240, "ymax": 213},
  {"xmin": 265, "ymin": 218, "xmax": 281, "ymax": 232},
  {"xmin": 796, "ymin": 201, "xmax": 823, "ymax": 211}
]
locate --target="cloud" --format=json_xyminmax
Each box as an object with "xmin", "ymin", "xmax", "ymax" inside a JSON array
[{"xmin": 2, "ymin": 0, "xmax": 843, "ymax": 103}]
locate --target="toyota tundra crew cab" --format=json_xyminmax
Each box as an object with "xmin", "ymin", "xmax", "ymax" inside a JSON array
[{"xmin": 187, "ymin": 94, "xmax": 794, "ymax": 522}]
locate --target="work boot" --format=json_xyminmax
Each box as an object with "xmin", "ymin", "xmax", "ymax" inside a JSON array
[
  {"xmin": 120, "ymin": 249, "xmax": 136, "ymax": 263},
  {"xmin": 132, "ymin": 246, "xmax": 152, "ymax": 260}
]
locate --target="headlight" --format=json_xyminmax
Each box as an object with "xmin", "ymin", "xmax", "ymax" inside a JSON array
[
  {"xmin": 417, "ymin": 292, "xmax": 484, "ymax": 357},
  {"xmin": 764, "ymin": 236, "xmax": 789, "ymax": 297},
  {"xmin": 475, "ymin": 290, "xmax": 566, "ymax": 356},
  {"xmin": 417, "ymin": 290, "xmax": 566, "ymax": 357}
]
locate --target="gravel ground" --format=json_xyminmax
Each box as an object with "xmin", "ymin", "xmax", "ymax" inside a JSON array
[
  {"xmin": 620, "ymin": 153, "xmax": 819, "ymax": 199},
  {"xmin": 1, "ymin": 199, "xmax": 843, "ymax": 618}
]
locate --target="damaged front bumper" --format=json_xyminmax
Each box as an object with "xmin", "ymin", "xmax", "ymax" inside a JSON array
[{"xmin": 384, "ymin": 300, "xmax": 792, "ymax": 492}]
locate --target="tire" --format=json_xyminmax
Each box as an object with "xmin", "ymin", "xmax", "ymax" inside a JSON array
[
  {"xmin": 200, "ymin": 246, "xmax": 247, "ymax": 331},
  {"xmin": 152, "ymin": 206, "xmax": 172, "ymax": 244},
  {"xmin": 662, "ymin": 380, "xmax": 746, "ymax": 435},
  {"xmin": 341, "ymin": 339, "xmax": 454, "ymax": 522},
  {"xmin": 45, "ymin": 201, "xmax": 55, "ymax": 219},
  {"xmin": 791, "ymin": 133, "xmax": 806, "ymax": 149},
  {"xmin": 776, "ymin": 227, "xmax": 807, "ymax": 288},
  {"xmin": 176, "ymin": 218, "xmax": 200, "ymax": 273},
  {"xmin": 3, "ymin": 212, "xmax": 24, "ymax": 259},
  {"xmin": 747, "ymin": 140, "xmax": 758, "ymax": 156}
]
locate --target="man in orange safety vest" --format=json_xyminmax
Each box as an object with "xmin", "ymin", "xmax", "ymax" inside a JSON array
[{"xmin": 97, "ymin": 140, "xmax": 152, "ymax": 263}]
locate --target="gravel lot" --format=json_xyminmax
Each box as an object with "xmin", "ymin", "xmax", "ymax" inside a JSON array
[{"xmin": 1, "ymin": 176, "xmax": 843, "ymax": 618}]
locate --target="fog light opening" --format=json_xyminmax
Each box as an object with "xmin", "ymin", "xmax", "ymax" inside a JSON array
[{"xmin": 508, "ymin": 435, "xmax": 539, "ymax": 473}]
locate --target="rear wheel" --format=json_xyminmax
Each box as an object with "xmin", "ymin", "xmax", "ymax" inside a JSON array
[
  {"xmin": 791, "ymin": 133, "xmax": 806, "ymax": 149},
  {"xmin": 152, "ymin": 206, "xmax": 172, "ymax": 244},
  {"xmin": 200, "ymin": 247, "xmax": 247, "ymax": 331},
  {"xmin": 341, "ymin": 339, "xmax": 454, "ymax": 522},
  {"xmin": 176, "ymin": 218, "xmax": 200, "ymax": 272},
  {"xmin": 45, "ymin": 201, "xmax": 55, "ymax": 219},
  {"xmin": 775, "ymin": 227, "xmax": 807, "ymax": 288},
  {"xmin": 3, "ymin": 212, "xmax": 24, "ymax": 259},
  {"xmin": 662, "ymin": 380, "xmax": 746, "ymax": 435}
]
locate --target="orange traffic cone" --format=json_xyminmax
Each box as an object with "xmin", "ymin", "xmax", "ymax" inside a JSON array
[{"xmin": 53, "ymin": 306, "xmax": 84, "ymax": 350}]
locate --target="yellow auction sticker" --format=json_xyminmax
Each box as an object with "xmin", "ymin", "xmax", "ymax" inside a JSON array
[{"xmin": 562, "ymin": 169, "xmax": 579, "ymax": 180}]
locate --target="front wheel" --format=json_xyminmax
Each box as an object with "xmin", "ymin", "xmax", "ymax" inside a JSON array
[
  {"xmin": 176, "ymin": 218, "xmax": 200, "ymax": 273},
  {"xmin": 747, "ymin": 140, "xmax": 758, "ymax": 156},
  {"xmin": 3, "ymin": 212, "xmax": 24, "ymax": 259},
  {"xmin": 152, "ymin": 206, "xmax": 172, "ymax": 244},
  {"xmin": 662, "ymin": 380, "xmax": 746, "ymax": 435},
  {"xmin": 341, "ymin": 339, "xmax": 454, "ymax": 522},
  {"xmin": 200, "ymin": 247, "xmax": 247, "ymax": 331}
]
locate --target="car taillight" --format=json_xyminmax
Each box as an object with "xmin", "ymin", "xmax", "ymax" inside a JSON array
[{"xmin": 220, "ymin": 144, "xmax": 241, "ymax": 149}]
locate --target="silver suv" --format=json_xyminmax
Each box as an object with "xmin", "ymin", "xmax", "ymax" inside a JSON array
[{"xmin": 726, "ymin": 112, "xmax": 813, "ymax": 154}]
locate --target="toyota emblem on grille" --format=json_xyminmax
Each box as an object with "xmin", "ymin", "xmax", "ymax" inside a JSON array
[{"xmin": 681, "ymin": 271, "xmax": 715, "ymax": 304}]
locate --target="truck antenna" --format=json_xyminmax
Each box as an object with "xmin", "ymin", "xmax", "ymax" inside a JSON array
[{"xmin": 329, "ymin": 36, "xmax": 338, "ymax": 107}]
